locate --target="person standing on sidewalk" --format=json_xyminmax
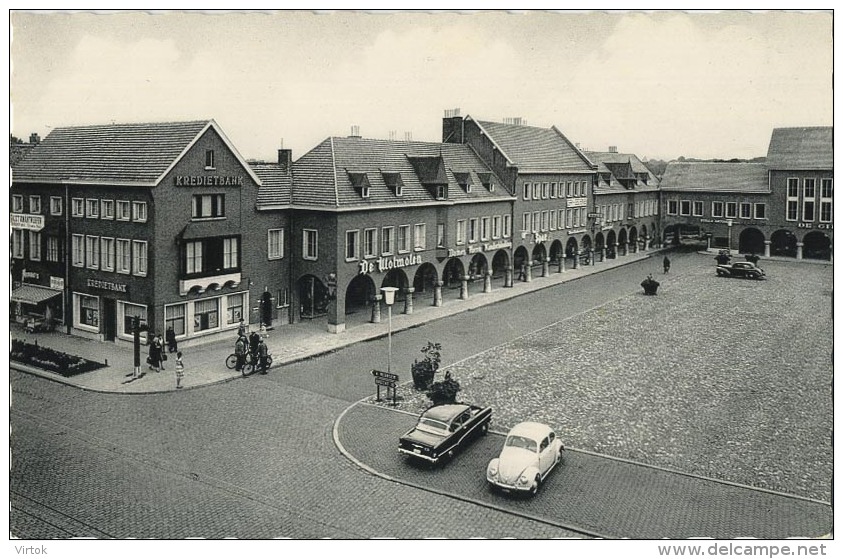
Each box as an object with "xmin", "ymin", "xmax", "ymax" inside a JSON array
[
  {"xmin": 174, "ymin": 351, "xmax": 184, "ymax": 389},
  {"xmin": 166, "ymin": 326, "xmax": 178, "ymax": 353},
  {"xmin": 234, "ymin": 334, "xmax": 247, "ymax": 372},
  {"xmin": 257, "ymin": 337, "xmax": 269, "ymax": 375},
  {"xmin": 663, "ymin": 255, "xmax": 671, "ymax": 274}
]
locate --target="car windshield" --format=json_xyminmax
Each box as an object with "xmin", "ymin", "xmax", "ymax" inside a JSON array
[
  {"xmin": 504, "ymin": 435, "xmax": 537, "ymax": 452},
  {"xmin": 416, "ymin": 417, "xmax": 450, "ymax": 435}
]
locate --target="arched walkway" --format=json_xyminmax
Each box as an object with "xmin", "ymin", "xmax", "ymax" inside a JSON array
[
  {"xmin": 413, "ymin": 263, "xmax": 438, "ymax": 304},
  {"xmin": 606, "ymin": 230, "xmax": 617, "ymax": 258},
  {"xmin": 618, "ymin": 228, "xmax": 628, "ymax": 256},
  {"xmin": 738, "ymin": 228, "xmax": 766, "ymax": 256},
  {"xmin": 514, "ymin": 246, "xmax": 530, "ymax": 282},
  {"xmin": 771, "ymin": 229, "xmax": 798, "ymax": 258},
  {"xmin": 628, "ymin": 227, "xmax": 638, "ymax": 253},
  {"xmin": 491, "ymin": 250, "xmax": 510, "ymax": 288},
  {"xmin": 565, "ymin": 238, "xmax": 579, "ymax": 267},
  {"xmin": 531, "ymin": 243, "xmax": 547, "ymax": 276},
  {"xmin": 803, "ymin": 231, "xmax": 832, "ymax": 261},
  {"xmin": 442, "ymin": 258, "xmax": 466, "ymax": 300},
  {"xmin": 299, "ymin": 274, "xmax": 330, "ymax": 321},
  {"xmin": 382, "ymin": 269, "xmax": 410, "ymax": 302},
  {"xmin": 344, "ymin": 274, "xmax": 377, "ymax": 319}
]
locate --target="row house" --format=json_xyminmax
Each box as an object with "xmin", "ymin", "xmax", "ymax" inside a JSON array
[
  {"xmin": 585, "ymin": 148, "xmax": 661, "ymax": 260},
  {"xmin": 10, "ymin": 120, "xmax": 290, "ymax": 346},
  {"xmin": 288, "ymin": 134, "xmax": 514, "ymax": 333},
  {"xmin": 660, "ymin": 127, "xmax": 832, "ymax": 260}
]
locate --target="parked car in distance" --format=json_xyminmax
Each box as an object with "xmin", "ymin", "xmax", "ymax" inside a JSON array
[
  {"xmin": 399, "ymin": 403, "xmax": 492, "ymax": 465},
  {"xmin": 716, "ymin": 261, "xmax": 766, "ymax": 279},
  {"xmin": 487, "ymin": 422, "xmax": 564, "ymax": 495}
]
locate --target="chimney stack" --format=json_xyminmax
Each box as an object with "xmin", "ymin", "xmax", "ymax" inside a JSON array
[
  {"xmin": 404, "ymin": 131, "xmax": 413, "ymax": 142},
  {"xmin": 388, "ymin": 130, "xmax": 396, "ymax": 141},
  {"xmin": 350, "ymin": 125, "xmax": 360, "ymax": 138},
  {"xmin": 503, "ymin": 117, "xmax": 524, "ymax": 126},
  {"xmin": 609, "ymin": 146, "xmax": 618, "ymax": 153},
  {"xmin": 278, "ymin": 140, "xmax": 293, "ymax": 172},
  {"xmin": 29, "ymin": 132, "xmax": 40, "ymax": 145},
  {"xmin": 442, "ymin": 108, "xmax": 464, "ymax": 144}
]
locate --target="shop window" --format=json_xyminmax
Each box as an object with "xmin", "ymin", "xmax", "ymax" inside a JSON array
[
  {"xmin": 227, "ymin": 293, "xmax": 244, "ymax": 325},
  {"xmin": 193, "ymin": 298, "xmax": 219, "ymax": 332},
  {"xmin": 79, "ymin": 294, "xmax": 100, "ymax": 328},
  {"xmin": 29, "ymin": 196, "xmax": 42, "ymax": 214},
  {"xmin": 165, "ymin": 304, "xmax": 186, "ymax": 336},
  {"xmin": 268, "ymin": 229, "xmax": 284, "ymax": 260},
  {"xmin": 122, "ymin": 303, "xmax": 147, "ymax": 336}
]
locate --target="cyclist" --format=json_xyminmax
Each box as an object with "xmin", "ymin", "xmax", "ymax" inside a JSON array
[{"xmin": 234, "ymin": 334, "xmax": 248, "ymax": 372}]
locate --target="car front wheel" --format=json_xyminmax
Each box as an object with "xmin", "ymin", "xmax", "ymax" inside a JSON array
[{"xmin": 529, "ymin": 475, "xmax": 541, "ymax": 496}]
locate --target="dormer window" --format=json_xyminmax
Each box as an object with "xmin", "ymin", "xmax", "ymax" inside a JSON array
[
  {"xmin": 477, "ymin": 172, "xmax": 495, "ymax": 192},
  {"xmin": 381, "ymin": 172, "xmax": 405, "ymax": 197},
  {"xmin": 454, "ymin": 172, "xmax": 471, "ymax": 193},
  {"xmin": 436, "ymin": 185, "xmax": 447, "ymax": 200},
  {"xmin": 348, "ymin": 171, "xmax": 372, "ymax": 199}
]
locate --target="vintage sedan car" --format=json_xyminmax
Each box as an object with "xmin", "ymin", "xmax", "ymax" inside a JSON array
[
  {"xmin": 398, "ymin": 403, "xmax": 492, "ymax": 464},
  {"xmin": 486, "ymin": 422, "xmax": 564, "ymax": 495},
  {"xmin": 716, "ymin": 261, "xmax": 766, "ymax": 279}
]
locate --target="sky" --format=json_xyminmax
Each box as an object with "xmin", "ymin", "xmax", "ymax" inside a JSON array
[{"xmin": 9, "ymin": 9, "xmax": 834, "ymax": 163}]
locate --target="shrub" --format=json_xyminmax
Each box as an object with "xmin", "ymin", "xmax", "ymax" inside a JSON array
[
  {"xmin": 10, "ymin": 339, "xmax": 105, "ymax": 377},
  {"xmin": 426, "ymin": 370, "xmax": 461, "ymax": 406},
  {"xmin": 411, "ymin": 341, "xmax": 441, "ymax": 390}
]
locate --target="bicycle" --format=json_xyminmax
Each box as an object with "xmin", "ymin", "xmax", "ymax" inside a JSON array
[
  {"xmin": 225, "ymin": 352, "xmax": 253, "ymax": 370},
  {"xmin": 242, "ymin": 353, "xmax": 273, "ymax": 376}
]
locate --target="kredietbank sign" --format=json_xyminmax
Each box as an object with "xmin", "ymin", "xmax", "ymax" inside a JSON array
[{"xmin": 359, "ymin": 254, "xmax": 423, "ymax": 274}]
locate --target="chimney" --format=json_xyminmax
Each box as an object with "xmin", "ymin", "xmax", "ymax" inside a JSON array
[
  {"xmin": 404, "ymin": 131, "xmax": 413, "ymax": 142},
  {"xmin": 503, "ymin": 117, "xmax": 524, "ymax": 126},
  {"xmin": 609, "ymin": 146, "xmax": 618, "ymax": 153},
  {"xmin": 442, "ymin": 108, "xmax": 463, "ymax": 144},
  {"xmin": 388, "ymin": 130, "xmax": 396, "ymax": 141},
  {"xmin": 29, "ymin": 132, "xmax": 40, "ymax": 145},
  {"xmin": 278, "ymin": 148, "xmax": 293, "ymax": 172},
  {"xmin": 350, "ymin": 125, "xmax": 360, "ymax": 138}
]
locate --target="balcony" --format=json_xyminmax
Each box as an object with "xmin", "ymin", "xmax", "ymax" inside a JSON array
[{"xmin": 179, "ymin": 272, "xmax": 241, "ymax": 296}]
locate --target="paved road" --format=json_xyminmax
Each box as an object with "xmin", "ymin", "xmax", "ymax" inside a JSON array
[{"xmin": 15, "ymin": 250, "xmax": 823, "ymax": 539}]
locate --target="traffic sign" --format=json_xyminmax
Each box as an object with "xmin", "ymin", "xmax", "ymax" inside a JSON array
[{"xmin": 372, "ymin": 369, "xmax": 399, "ymax": 382}]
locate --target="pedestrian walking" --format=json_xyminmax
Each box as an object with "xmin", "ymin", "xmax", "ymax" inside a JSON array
[
  {"xmin": 148, "ymin": 333, "xmax": 164, "ymax": 372},
  {"xmin": 257, "ymin": 337, "xmax": 269, "ymax": 375},
  {"xmin": 234, "ymin": 334, "xmax": 247, "ymax": 372},
  {"xmin": 663, "ymin": 255, "xmax": 671, "ymax": 274},
  {"xmin": 174, "ymin": 351, "xmax": 184, "ymax": 389},
  {"xmin": 166, "ymin": 326, "xmax": 178, "ymax": 353}
]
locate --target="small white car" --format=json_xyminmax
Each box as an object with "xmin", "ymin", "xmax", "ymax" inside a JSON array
[{"xmin": 486, "ymin": 421, "xmax": 564, "ymax": 495}]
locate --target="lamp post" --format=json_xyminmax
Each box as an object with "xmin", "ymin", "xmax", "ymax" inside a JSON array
[{"xmin": 381, "ymin": 286, "xmax": 399, "ymax": 375}]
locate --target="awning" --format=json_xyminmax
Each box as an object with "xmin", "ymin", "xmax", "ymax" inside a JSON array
[
  {"xmin": 178, "ymin": 219, "xmax": 241, "ymax": 241},
  {"xmin": 11, "ymin": 284, "xmax": 63, "ymax": 305}
]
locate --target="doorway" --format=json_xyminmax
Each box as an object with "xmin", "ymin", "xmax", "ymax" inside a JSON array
[{"xmin": 103, "ymin": 298, "xmax": 116, "ymax": 341}]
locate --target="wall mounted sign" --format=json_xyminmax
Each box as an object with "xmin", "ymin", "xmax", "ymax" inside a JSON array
[
  {"xmin": 86, "ymin": 278, "xmax": 129, "ymax": 293},
  {"xmin": 483, "ymin": 240, "xmax": 512, "ymax": 251},
  {"xmin": 358, "ymin": 254, "xmax": 423, "ymax": 274},
  {"xmin": 567, "ymin": 197, "xmax": 588, "ymax": 208},
  {"xmin": 51, "ymin": 276, "xmax": 65, "ymax": 290},
  {"xmin": 174, "ymin": 175, "xmax": 244, "ymax": 186},
  {"xmin": 11, "ymin": 214, "xmax": 45, "ymax": 231}
]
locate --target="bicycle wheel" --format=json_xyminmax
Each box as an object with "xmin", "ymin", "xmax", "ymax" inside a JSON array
[
  {"xmin": 266, "ymin": 355, "xmax": 273, "ymax": 368},
  {"xmin": 242, "ymin": 362, "xmax": 253, "ymax": 377},
  {"xmin": 225, "ymin": 354, "xmax": 238, "ymax": 369}
]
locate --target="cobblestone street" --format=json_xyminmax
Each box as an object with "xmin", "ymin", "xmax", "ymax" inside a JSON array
[{"xmin": 375, "ymin": 254, "xmax": 833, "ymax": 503}]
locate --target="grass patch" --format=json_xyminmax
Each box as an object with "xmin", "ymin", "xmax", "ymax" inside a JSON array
[{"xmin": 10, "ymin": 339, "xmax": 106, "ymax": 377}]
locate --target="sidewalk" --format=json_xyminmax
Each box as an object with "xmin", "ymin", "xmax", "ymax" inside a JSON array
[{"xmin": 11, "ymin": 249, "xmax": 665, "ymax": 394}]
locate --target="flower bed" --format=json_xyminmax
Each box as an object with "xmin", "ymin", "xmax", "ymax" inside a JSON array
[{"xmin": 10, "ymin": 339, "xmax": 105, "ymax": 377}]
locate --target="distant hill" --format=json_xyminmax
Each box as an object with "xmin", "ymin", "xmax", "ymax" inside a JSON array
[{"xmin": 643, "ymin": 156, "xmax": 766, "ymax": 178}]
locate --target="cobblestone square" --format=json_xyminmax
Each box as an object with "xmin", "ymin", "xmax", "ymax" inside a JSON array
[{"xmin": 387, "ymin": 255, "xmax": 833, "ymax": 502}]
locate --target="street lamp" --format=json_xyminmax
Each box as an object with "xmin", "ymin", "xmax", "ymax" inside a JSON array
[{"xmin": 381, "ymin": 286, "xmax": 399, "ymax": 375}]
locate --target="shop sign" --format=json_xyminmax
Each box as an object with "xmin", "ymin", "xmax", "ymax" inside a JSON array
[
  {"xmin": 359, "ymin": 254, "xmax": 423, "ymax": 274},
  {"xmin": 22, "ymin": 270, "xmax": 40, "ymax": 280},
  {"xmin": 446, "ymin": 247, "xmax": 467, "ymax": 257},
  {"xmin": 483, "ymin": 240, "xmax": 512, "ymax": 251},
  {"xmin": 700, "ymin": 218, "xmax": 735, "ymax": 224},
  {"xmin": 174, "ymin": 175, "xmax": 244, "ymax": 186},
  {"xmin": 10, "ymin": 214, "xmax": 45, "ymax": 231},
  {"xmin": 466, "ymin": 245, "xmax": 483, "ymax": 254},
  {"xmin": 568, "ymin": 229, "xmax": 586, "ymax": 235},
  {"xmin": 587, "ymin": 212, "xmax": 602, "ymax": 218},
  {"xmin": 86, "ymin": 278, "xmax": 129, "ymax": 293},
  {"xmin": 533, "ymin": 232, "xmax": 549, "ymax": 243},
  {"xmin": 51, "ymin": 276, "xmax": 65, "ymax": 290},
  {"xmin": 601, "ymin": 225, "xmax": 614, "ymax": 231},
  {"xmin": 798, "ymin": 222, "xmax": 833, "ymax": 230},
  {"xmin": 567, "ymin": 197, "xmax": 587, "ymax": 208}
]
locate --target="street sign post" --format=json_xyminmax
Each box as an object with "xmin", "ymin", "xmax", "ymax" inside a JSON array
[{"xmin": 372, "ymin": 369, "xmax": 399, "ymax": 406}]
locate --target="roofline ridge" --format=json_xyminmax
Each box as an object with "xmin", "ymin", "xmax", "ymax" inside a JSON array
[
  {"xmin": 465, "ymin": 116, "xmax": 515, "ymax": 167},
  {"xmin": 330, "ymin": 137, "xmax": 339, "ymax": 207},
  {"xmin": 550, "ymin": 125, "xmax": 597, "ymax": 170}
]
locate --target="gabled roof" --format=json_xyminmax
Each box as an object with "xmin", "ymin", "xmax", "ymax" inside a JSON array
[
  {"xmin": 471, "ymin": 117, "xmax": 595, "ymax": 173},
  {"xmin": 249, "ymin": 161, "xmax": 293, "ymax": 209},
  {"xmin": 12, "ymin": 120, "xmax": 261, "ymax": 186},
  {"xmin": 292, "ymin": 136, "xmax": 513, "ymax": 208},
  {"xmin": 659, "ymin": 162, "xmax": 770, "ymax": 193},
  {"xmin": 766, "ymin": 127, "xmax": 833, "ymax": 170}
]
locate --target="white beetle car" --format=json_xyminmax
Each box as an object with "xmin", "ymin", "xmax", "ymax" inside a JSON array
[{"xmin": 486, "ymin": 421, "xmax": 564, "ymax": 495}]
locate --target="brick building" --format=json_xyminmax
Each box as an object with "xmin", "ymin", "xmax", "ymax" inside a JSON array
[
  {"xmin": 289, "ymin": 134, "xmax": 513, "ymax": 333},
  {"xmin": 11, "ymin": 120, "xmax": 290, "ymax": 346},
  {"xmin": 660, "ymin": 127, "xmax": 832, "ymax": 260}
]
